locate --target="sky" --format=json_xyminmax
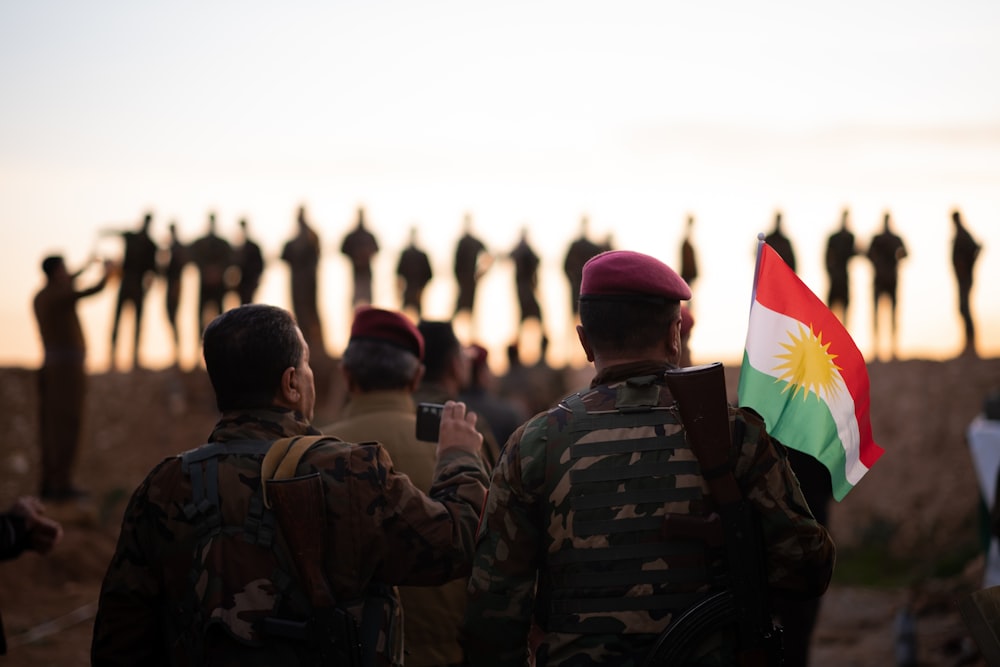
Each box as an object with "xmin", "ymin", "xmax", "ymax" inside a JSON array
[{"xmin": 2, "ymin": 0, "xmax": 998, "ymax": 374}]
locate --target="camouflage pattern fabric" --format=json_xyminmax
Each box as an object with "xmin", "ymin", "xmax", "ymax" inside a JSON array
[
  {"xmin": 461, "ymin": 360, "xmax": 835, "ymax": 667},
  {"xmin": 92, "ymin": 408, "xmax": 489, "ymax": 666}
]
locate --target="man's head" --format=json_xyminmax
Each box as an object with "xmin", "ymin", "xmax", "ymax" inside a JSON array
[
  {"xmin": 342, "ymin": 307, "xmax": 424, "ymax": 392},
  {"xmin": 418, "ymin": 319, "xmax": 468, "ymax": 394},
  {"xmin": 577, "ymin": 250, "xmax": 691, "ymax": 366},
  {"xmin": 203, "ymin": 304, "xmax": 315, "ymax": 420},
  {"xmin": 41, "ymin": 255, "xmax": 66, "ymax": 279}
]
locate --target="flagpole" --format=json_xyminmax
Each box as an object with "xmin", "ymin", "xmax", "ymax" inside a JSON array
[{"xmin": 750, "ymin": 233, "xmax": 766, "ymax": 307}]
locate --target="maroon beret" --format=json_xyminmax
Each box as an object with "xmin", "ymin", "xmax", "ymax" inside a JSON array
[
  {"xmin": 350, "ymin": 307, "xmax": 424, "ymax": 360},
  {"xmin": 580, "ymin": 250, "xmax": 691, "ymax": 302}
]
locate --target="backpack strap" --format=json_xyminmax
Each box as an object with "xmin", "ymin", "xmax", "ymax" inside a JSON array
[{"xmin": 261, "ymin": 435, "xmax": 332, "ymax": 508}]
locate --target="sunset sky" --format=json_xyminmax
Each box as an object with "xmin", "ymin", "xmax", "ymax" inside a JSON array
[{"xmin": 2, "ymin": 0, "xmax": 997, "ymax": 374}]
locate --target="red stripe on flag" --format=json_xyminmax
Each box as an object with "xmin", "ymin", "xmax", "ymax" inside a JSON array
[{"xmin": 755, "ymin": 244, "xmax": 883, "ymax": 468}]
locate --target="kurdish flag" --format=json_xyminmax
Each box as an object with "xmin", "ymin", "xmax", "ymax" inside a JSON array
[{"xmin": 738, "ymin": 237, "xmax": 884, "ymax": 501}]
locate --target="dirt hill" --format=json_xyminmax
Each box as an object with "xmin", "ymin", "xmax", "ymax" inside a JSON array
[{"xmin": 1, "ymin": 354, "xmax": 998, "ymax": 666}]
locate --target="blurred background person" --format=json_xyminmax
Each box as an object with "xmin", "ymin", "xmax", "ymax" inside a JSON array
[
  {"xmin": 340, "ymin": 205, "xmax": 380, "ymax": 308},
  {"xmin": 161, "ymin": 222, "xmax": 189, "ymax": 368},
  {"xmin": 282, "ymin": 204, "xmax": 326, "ymax": 358},
  {"xmin": 951, "ymin": 208, "xmax": 982, "ymax": 357},
  {"xmin": 867, "ymin": 211, "xmax": 908, "ymax": 361},
  {"xmin": 189, "ymin": 212, "xmax": 234, "ymax": 341},
  {"xmin": 563, "ymin": 214, "xmax": 603, "ymax": 323},
  {"xmin": 764, "ymin": 209, "xmax": 797, "ymax": 272},
  {"xmin": 824, "ymin": 208, "xmax": 859, "ymax": 327},
  {"xmin": 234, "ymin": 217, "xmax": 264, "ymax": 305},
  {"xmin": 396, "ymin": 226, "xmax": 433, "ymax": 320},
  {"xmin": 33, "ymin": 254, "xmax": 109, "ymax": 501},
  {"xmin": 459, "ymin": 343, "xmax": 528, "ymax": 449},
  {"xmin": 100, "ymin": 211, "xmax": 158, "ymax": 371},
  {"xmin": 452, "ymin": 213, "xmax": 493, "ymax": 343}
]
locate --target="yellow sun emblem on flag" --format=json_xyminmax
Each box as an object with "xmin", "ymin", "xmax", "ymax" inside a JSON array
[{"xmin": 774, "ymin": 322, "xmax": 843, "ymax": 400}]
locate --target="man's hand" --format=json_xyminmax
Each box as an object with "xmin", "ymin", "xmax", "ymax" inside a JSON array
[
  {"xmin": 10, "ymin": 496, "xmax": 64, "ymax": 554},
  {"xmin": 437, "ymin": 400, "xmax": 483, "ymax": 456}
]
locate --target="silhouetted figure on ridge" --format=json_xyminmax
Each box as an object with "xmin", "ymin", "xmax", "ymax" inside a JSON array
[
  {"xmin": 509, "ymin": 226, "xmax": 546, "ymax": 363},
  {"xmin": 563, "ymin": 215, "xmax": 603, "ymax": 319},
  {"xmin": 281, "ymin": 205, "xmax": 325, "ymax": 356},
  {"xmin": 161, "ymin": 222, "xmax": 189, "ymax": 367},
  {"xmin": 234, "ymin": 218, "xmax": 264, "ymax": 305},
  {"xmin": 867, "ymin": 211, "xmax": 908, "ymax": 361},
  {"xmin": 101, "ymin": 211, "xmax": 158, "ymax": 370},
  {"xmin": 825, "ymin": 208, "xmax": 859, "ymax": 327},
  {"xmin": 764, "ymin": 210, "xmax": 797, "ymax": 273},
  {"xmin": 396, "ymin": 226, "xmax": 433, "ymax": 319},
  {"xmin": 340, "ymin": 206, "xmax": 379, "ymax": 308},
  {"xmin": 189, "ymin": 212, "xmax": 234, "ymax": 341},
  {"xmin": 452, "ymin": 213, "xmax": 493, "ymax": 340},
  {"xmin": 679, "ymin": 214, "xmax": 699, "ymax": 289},
  {"xmin": 33, "ymin": 254, "xmax": 109, "ymax": 501},
  {"xmin": 951, "ymin": 208, "xmax": 982, "ymax": 357}
]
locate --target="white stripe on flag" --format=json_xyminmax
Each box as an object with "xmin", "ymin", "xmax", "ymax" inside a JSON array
[{"xmin": 746, "ymin": 301, "xmax": 869, "ymax": 486}]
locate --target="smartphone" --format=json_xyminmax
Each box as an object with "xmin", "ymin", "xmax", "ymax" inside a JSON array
[{"xmin": 416, "ymin": 402, "xmax": 445, "ymax": 442}]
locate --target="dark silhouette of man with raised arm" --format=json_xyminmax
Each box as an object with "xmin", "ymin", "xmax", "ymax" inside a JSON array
[{"xmin": 101, "ymin": 211, "xmax": 158, "ymax": 370}]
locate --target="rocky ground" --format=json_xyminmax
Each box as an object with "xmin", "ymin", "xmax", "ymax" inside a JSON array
[{"xmin": 1, "ymin": 354, "xmax": 999, "ymax": 666}]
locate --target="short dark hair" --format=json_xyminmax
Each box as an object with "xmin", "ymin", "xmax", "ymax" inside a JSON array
[
  {"xmin": 418, "ymin": 320, "xmax": 461, "ymax": 383},
  {"xmin": 41, "ymin": 255, "xmax": 64, "ymax": 277},
  {"xmin": 579, "ymin": 299, "xmax": 680, "ymax": 356},
  {"xmin": 203, "ymin": 304, "xmax": 303, "ymax": 412},
  {"xmin": 342, "ymin": 339, "xmax": 421, "ymax": 391}
]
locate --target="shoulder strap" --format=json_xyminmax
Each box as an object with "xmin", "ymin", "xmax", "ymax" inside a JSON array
[{"xmin": 261, "ymin": 435, "xmax": 332, "ymax": 508}]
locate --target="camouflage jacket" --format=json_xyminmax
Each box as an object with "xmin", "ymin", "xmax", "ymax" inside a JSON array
[
  {"xmin": 461, "ymin": 361, "xmax": 835, "ymax": 667},
  {"xmin": 92, "ymin": 408, "xmax": 489, "ymax": 666}
]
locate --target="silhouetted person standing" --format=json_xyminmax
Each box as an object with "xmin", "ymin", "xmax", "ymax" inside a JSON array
[
  {"xmin": 563, "ymin": 215, "xmax": 602, "ymax": 319},
  {"xmin": 867, "ymin": 211, "xmax": 908, "ymax": 361},
  {"xmin": 453, "ymin": 214, "xmax": 493, "ymax": 328},
  {"xmin": 189, "ymin": 212, "xmax": 234, "ymax": 340},
  {"xmin": 101, "ymin": 211, "xmax": 158, "ymax": 370},
  {"xmin": 33, "ymin": 255, "xmax": 109, "ymax": 501},
  {"xmin": 765, "ymin": 210, "xmax": 797, "ymax": 272},
  {"xmin": 281, "ymin": 205, "xmax": 325, "ymax": 356},
  {"xmin": 825, "ymin": 208, "xmax": 859, "ymax": 326},
  {"xmin": 340, "ymin": 206, "xmax": 380, "ymax": 308},
  {"xmin": 235, "ymin": 218, "xmax": 264, "ymax": 305},
  {"xmin": 509, "ymin": 227, "xmax": 546, "ymax": 361},
  {"xmin": 162, "ymin": 222, "xmax": 189, "ymax": 367},
  {"xmin": 951, "ymin": 209, "xmax": 982, "ymax": 356},
  {"xmin": 396, "ymin": 226, "xmax": 433, "ymax": 319},
  {"xmin": 679, "ymin": 214, "xmax": 699, "ymax": 289}
]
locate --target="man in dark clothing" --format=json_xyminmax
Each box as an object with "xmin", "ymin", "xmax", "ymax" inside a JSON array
[
  {"xmin": 281, "ymin": 205, "xmax": 325, "ymax": 357},
  {"xmin": 162, "ymin": 222, "xmax": 189, "ymax": 366},
  {"xmin": 33, "ymin": 255, "xmax": 109, "ymax": 500},
  {"xmin": 764, "ymin": 211, "xmax": 797, "ymax": 272},
  {"xmin": 951, "ymin": 209, "xmax": 982, "ymax": 356},
  {"xmin": 235, "ymin": 218, "xmax": 265, "ymax": 305},
  {"xmin": 190, "ymin": 212, "xmax": 235, "ymax": 340},
  {"xmin": 867, "ymin": 212, "xmax": 908, "ymax": 361},
  {"xmin": 102, "ymin": 212, "xmax": 158, "ymax": 370},
  {"xmin": 825, "ymin": 208, "xmax": 859, "ymax": 326},
  {"xmin": 340, "ymin": 207, "xmax": 380, "ymax": 308},
  {"xmin": 563, "ymin": 215, "xmax": 603, "ymax": 320},
  {"xmin": 92, "ymin": 304, "xmax": 489, "ymax": 666},
  {"xmin": 396, "ymin": 226, "xmax": 433, "ymax": 318},
  {"xmin": 453, "ymin": 214, "xmax": 493, "ymax": 328},
  {"xmin": 509, "ymin": 227, "xmax": 546, "ymax": 362},
  {"xmin": 679, "ymin": 214, "xmax": 699, "ymax": 289}
]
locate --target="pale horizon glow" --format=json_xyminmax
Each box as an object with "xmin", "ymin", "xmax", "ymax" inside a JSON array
[{"xmin": 2, "ymin": 1, "xmax": 998, "ymax": 376}]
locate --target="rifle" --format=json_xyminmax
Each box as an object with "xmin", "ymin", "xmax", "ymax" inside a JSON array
[
  {"xmin": 643, "ymin": 363, "xmax": 782, "ymax": 667},
  {"xmin": 262, "ymin": 437, "xmax": 363, "ymax": 666}
]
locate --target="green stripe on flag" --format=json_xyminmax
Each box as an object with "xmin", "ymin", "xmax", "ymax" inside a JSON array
[{"xmin": 739, "ymin": 355, "xmax": 854, "ymax": 501}]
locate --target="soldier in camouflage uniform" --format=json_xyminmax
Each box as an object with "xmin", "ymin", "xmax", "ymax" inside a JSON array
[
  {"xmin": 461, "ymin": 250, "xmax": 835, "ymax": 666},
  {"xmin": 92, "ymin": 304, "xmax": 489, "ymax": 666}
]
